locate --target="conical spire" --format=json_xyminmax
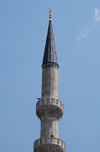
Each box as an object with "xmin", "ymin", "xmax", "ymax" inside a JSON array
[{"xmin": 42, "ymin": 10, "xmax": 58, "ymax": 65}]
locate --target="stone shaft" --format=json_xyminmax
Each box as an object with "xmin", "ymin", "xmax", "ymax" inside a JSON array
[
  {"xmin": 42, "ymin": 63, "xmax": 58, "ymax": 99},
  {"xmin": 41, "ymin": 63, "xmax": 59, "ymax": 139},
  {"xmin": 41, "ymin": 116, "xmax": 58, "ymax": 138}
]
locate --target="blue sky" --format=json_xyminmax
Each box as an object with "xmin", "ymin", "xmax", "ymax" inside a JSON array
[{"xmin": 0, "ymin": 0, "xmax": 100, "ymax": 152}]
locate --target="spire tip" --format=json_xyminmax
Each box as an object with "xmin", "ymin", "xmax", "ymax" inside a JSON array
[{"xmin": 49, "ymin": 9, "xmax": 52, "ymax": 20}]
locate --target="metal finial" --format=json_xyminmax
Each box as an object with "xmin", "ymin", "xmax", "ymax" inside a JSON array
[{"xmin": 49, "ymin": 9, "xmax": 52, "ymax": 20}]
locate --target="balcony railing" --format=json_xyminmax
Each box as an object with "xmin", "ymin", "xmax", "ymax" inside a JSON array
[
  {"xmin": 34, "ymin": 137, "xmax": 65, "ymax": 150},
  {"xmin": 36, "ymin": 98, "xmax": 64, "ymax": 111}
]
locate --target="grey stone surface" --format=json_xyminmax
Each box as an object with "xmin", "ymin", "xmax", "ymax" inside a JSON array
[
  {"xmin": 41, "ymin": 116, "xmax": 58, "ymax": 138},
  {"xmin": 42, "ymin": 63, "xmax": 58, "ymax": 99},
  {"xmin": 34, "ymin": 137, "xmax": 65, "ymax": 152},
  {"xmin": 36, "ymin": 103, "xmax": 63, "ymax": 120}
]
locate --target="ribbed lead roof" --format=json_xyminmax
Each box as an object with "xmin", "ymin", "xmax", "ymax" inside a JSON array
[{"xmin": 42, "ymin": 20, "xmax": 58, "ymax": 65}]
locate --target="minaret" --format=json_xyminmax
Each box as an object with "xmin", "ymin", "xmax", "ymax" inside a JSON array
[{"xmin": 34, "ymin": 10, "xmax": 65, "ymax": 152}]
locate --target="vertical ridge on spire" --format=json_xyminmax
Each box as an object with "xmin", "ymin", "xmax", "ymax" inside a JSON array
[{"xmin": 42, "ymin": 12, "xmax": 58, "ymax": 65}]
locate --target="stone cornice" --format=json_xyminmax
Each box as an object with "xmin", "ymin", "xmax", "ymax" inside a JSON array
[
  {"xmin": 34, "ymin": 137, "xmax": 65, "ymax": 152},
  {"xmin": 36, "ymin": 98, "xmax": 64, "ymax": 119}
]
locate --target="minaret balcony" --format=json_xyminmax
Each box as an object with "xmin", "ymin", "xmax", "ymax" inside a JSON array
[
  {"xmin": 34, "ymin": 137, "xmax": 65, "ymax": 152},
  {"xmin": 36, "ymin": 98, "xmax": 64, "ymax": 119}
]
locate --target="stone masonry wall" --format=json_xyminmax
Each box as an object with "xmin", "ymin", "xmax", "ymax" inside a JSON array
[
  {"xmin": 42, "ymin": 64, "xmax": 58, "ymax": 99},
  {"xmin": 41, "ymin": 116, "xmax": 58, "ymax": 138}
]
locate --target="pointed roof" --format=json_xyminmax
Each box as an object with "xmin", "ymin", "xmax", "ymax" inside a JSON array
[{"xmin": 42, "ymin": 12, "xmax": 58, "ymax": 65}]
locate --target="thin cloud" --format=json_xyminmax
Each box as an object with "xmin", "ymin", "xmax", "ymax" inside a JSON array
[
  {"xmin": 76, "ymin": 29, "xmax": 91, "ymax": 41},
  {"xmin": 62, "ymin": 61, "xmax": 66, "ymax": 66},
  {"xmin": 72, "ymin": 122, "xmax": 93, "ymax": 127},
  {"xmin": 76, "ymin": 36, "xmax": 81, "ymax": 41},
  {"xmin": 70, "ymin": 108, "xmax": 76, "ymax": 115},
  {"xmin": 95, "ymin": 8, "xmax": 100, "ymax": 21},
  {"xmin": 80, "ymin": 31, "xmax": 87, "ymax": 38}
]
